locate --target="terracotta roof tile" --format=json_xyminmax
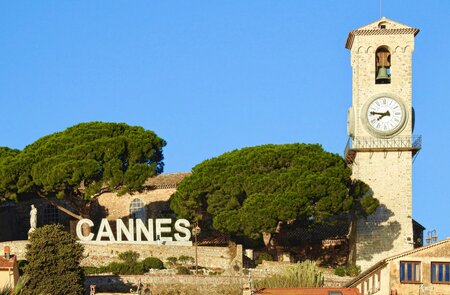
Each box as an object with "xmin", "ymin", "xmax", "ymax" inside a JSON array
[
  {"xmin": 0, "ymin": 255, "xmax": 16, "ymax": 269},
  {"xmin": 143, "ymin": 172, "xmax": 191, "ymax": 189}
]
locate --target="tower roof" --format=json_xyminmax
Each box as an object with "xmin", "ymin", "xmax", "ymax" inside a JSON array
[{"xmin": 345, "ymin": 17, "xmax": 420, "ymax": 49}]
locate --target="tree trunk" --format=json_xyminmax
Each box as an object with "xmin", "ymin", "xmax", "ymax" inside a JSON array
[
  {"xmin": 36, "ymin": 191, "xmax": 83, "ymax": 220},
  {"xmin": 347, "ymin": 212, "xmax": 357, "ymax": 265}
]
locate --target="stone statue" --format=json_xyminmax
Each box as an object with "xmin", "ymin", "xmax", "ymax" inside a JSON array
[{"xmin": 28, "ymin": 204, "xmax": 37, "ymax": 237}]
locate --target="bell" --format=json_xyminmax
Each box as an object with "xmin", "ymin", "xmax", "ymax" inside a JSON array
[{"xmin": 376, "ymin": 66, "xmax": 390, "ymax": 83}]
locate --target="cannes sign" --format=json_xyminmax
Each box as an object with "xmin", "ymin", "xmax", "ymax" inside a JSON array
[{"xmin": 76, "ymin": 218, "xmax": 192, "ymax": 246}]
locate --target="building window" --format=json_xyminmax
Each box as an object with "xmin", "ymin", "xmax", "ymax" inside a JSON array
[
  {"xmin": 431, "ymin": 262, "xmax": 450, "ymax": 283},
  {"xmin": 400, "ymin": 261, "xmax": 421, "ymax": 283},
  {"xmin": 129, "ymin": 198, "xmax": 147, "ymax": 220},
  {"xmin": 43, "ymin": 204, "xmax": 59, "ymax": 224}
]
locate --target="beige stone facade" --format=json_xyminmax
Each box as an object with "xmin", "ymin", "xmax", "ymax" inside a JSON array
[
  {"xmin": 0, "ymin": 254, "xmax": 19, "ymax": 290},
  {"xmin": 96, "ymin": 172, "xmax": 190, "ymax": 220},
  {"xmin": 347, "ymin": 239, "xmax": 450, "ymax": 295},
  {"xmin": 345, "ymin": 18, "xmax": 420, "ymax": 271}
]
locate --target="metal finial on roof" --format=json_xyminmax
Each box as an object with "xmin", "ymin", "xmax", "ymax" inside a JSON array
[{"xmin": 380, "ymin": 0, "xmax": 382, "ymax": 19}]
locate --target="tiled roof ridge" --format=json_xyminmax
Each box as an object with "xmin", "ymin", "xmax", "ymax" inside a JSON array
[
  {"xmin": 143, "ymin": 172, "xmax": 191, "ymax": 189},
  {"xmin": 385, "ymin": 237, "xmax": 450, "ymax": 262}
]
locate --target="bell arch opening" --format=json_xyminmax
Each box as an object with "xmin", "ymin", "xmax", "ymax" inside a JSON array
[{"xmin": 375, "ymin": 46, "xmax": 391, "ymax": 84}]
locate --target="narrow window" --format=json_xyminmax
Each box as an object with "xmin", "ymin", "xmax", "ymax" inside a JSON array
[
  {"xmin": 129, "ymin": 198, "xmax": 147, "ymax": 221},
  {"xmin": 43, "ymin": 204, "xmax": 59, "ymax": 224},
  {"xmin": 400, "ymin": 261, "xmax": 421, "ymax": 283},
  {"xmin": 375, "ymin": 47, "xmax": 391, "ymax": 84},
  {"xmin": 431, "ymin": 262, "xmax": 450, "ymax": 283}
]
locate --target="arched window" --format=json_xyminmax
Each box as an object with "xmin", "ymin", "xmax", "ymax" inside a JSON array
[
  {"xmin": 378, "ymin": 21, "xmax": 388, "ymax": 29},
  {"xmin": 375, "ymin": 46, "xmax": 391, "ymax": 84},
  {"xmin": 43, "ymin": 204, "xmax": 59, "ymax": 224},
  {"xmin": 129, "ymin": 198, "xmax": 147, "ymax": 220}
]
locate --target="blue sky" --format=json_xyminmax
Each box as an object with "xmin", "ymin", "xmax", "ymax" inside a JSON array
[{"xmin": 1, "ymin": 2, "xmax": 449, "ymax": 239}]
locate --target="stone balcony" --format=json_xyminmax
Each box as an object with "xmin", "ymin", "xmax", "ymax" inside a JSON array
[{"xmin": 344, "ymin": 135, "xmax": 422, "ymax": 164}]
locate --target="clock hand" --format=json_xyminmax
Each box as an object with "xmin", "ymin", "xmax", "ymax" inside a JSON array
[{"xmin": 370, "ymin": 111, "xmax": 390, "ymax": 120}]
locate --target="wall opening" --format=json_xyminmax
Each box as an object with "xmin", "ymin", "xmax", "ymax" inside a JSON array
[
  {"xmin": 129, "ymin": 198, "xmax": 147, "ymax": 220},
  {"xmin": 375, "ymin": 46, "xmax": 391, "ymax": 84}
]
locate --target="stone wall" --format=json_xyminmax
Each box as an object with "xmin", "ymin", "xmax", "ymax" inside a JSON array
[
  {"xmin": 348, "ymin": 18, "xmax": 417, "ymax": 271},
  {"xmin": 1, "ymin": 240, "xmax": 243, "ymax": 271},
  {"xmin": 96, "ymin": 188, "xmax": 175, "ymax": 220},
  {"xmin": 85, "ymin": 274, "xmax": 247, "ymax": 295}
]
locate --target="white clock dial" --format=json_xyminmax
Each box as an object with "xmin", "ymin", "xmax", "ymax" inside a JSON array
[{"xmin": 367, "ymin": 96, "xmax": 404, "ymax": 132}]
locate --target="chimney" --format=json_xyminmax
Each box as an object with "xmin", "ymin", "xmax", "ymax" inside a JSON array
[{"xmin": 4, "ymin": 246, "xmax": 10, "ymax": 260}]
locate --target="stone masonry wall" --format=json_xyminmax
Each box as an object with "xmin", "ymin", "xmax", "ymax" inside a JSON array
[
  {"xmin": 354, "ymin": 151, "xmax": 413, "ymax": 271},
  {"xmin": 348, "ymin": 20, "xmax": 417, "ymax": 271},
  {"xmin": 96, "ymin": 188, "xmax": 176, "ymax": 220},
  {"xmin": 388, "ymin": 243, "xmax": 450, "ymax": 295},
  {"xmin": 85, "ymin": 274, "xmax": 248, "ymax": 295},
  {"xmin": 1, "ymin": 240, "xmax": 243, "ymax": 271}
]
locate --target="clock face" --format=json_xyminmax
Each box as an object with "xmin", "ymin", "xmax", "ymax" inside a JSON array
[{"xmin": 366, "ymin": 96, "xmax": 404, "ymax": 134}]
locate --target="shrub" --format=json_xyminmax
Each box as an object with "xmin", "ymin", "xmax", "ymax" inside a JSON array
[
  {"xmin": 178, "ymin": 255, "xmax": 195, "ymax": 265},
  {"xmin": 17, "ymin": 260, "xmax": 28, "ymax": 276},
  {"xmin": 254, "ymin": 260, "xmax": 324, "ymax": 289},
  {"xmin": 126, "ymin": 262, "xmax": 145, "ymax": 275},
  {"xmin": 345, "ymin": 264, "xmax": 361, "ymax": 277},
  {"xmin": 84, "ymin": 257, "xmax": 164, "ymax": 275},
  {"xmin": 176, "ymin": 266, "xmax": 191, "ymax": 275},
  {"xmin": 118, "ymin": 250, "xmax": 140, "ymax": 263},
  {"xmin": 108, "ymin": 261, "xmax": 123, "ymax": 274},
  {"xmin": 142, "ymin": 257, "xmax": 164, "ymax": 270},
  {"xmin": 255, "ymin": 252, "xmax": 273, "ymax": 265},
  {"xmin": 83, "ymin": 266, "xmax": 102, "ymax": 275},
  {"xmin": 334, "ymin": 266, "xmax": 346, "ymax": 277},
  {"xmin": 333, "ymin": 264, "xmax": 361, "ymax": 277},
  {"xmin": 166, "ymin": 256, "xmax": 178, "ymax": 268}
]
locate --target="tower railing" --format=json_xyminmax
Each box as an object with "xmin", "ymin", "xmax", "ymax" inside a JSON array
[{"xmin": 344, "ymin": 135, "xmax": 422, "ymax": 164}]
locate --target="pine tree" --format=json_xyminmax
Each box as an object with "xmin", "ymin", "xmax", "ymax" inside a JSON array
[{"xmin": 23, "ymin": 224, "xmax": 84, "ymax": 295}]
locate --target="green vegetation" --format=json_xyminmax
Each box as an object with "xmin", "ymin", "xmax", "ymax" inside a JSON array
[
  {"xmin": 178, "ymin": 255, "xmax": 195, "ymax": 265},
  {"xmin": 17, "ymin": 259, "xmax": 28, "ymax": 276},
  {"xmin": 165, "ymin": 256, "xmax": 178, "ymax": 268},
  {"xmin": 176, "ymin": 266, "xmax": 192, "ymax": 275},
  {"xmin": 0, "ymin": 275, "xmax": 28, "ymax": 295},
  {"xmin": 334, "ymin": 264, "xmax": 361, "ymax": 277},
  {"xmin": 171, "ymin": 144, "xmax": 378, "ymax": 247},
  {"xmin": 255, "ymin": 252, "xmax": 273, "ymax": 265},
  {"xmin": 254, "ymin": 260, "xmax": 324, "ymax": 288},
  {"xmin": 0, "ymin": 122, "xmax": 166, "ymax": 219},
  {"xmin": 142, "ymin": 257, "xmax": 165, "ymax": 270},
  {"xmin": 346, "ymin": 264, "xmax": 361, "ymax": 276},
  {"xmin": 118, "ymin": 250, "xmax": 140, "ymax": 263},
  {"xmin": 83, "ymin": 251, "xmax": 165, "ymax": 275},
  {"xmin": 334, "ymin": 266, "xmax": 346, "ymax": 276},
  {"xmin": 23, "ymin": 224, "xmax": 84, "ymax": 295},
  {"xmin": 165, "ymin": 255, "xmax": 195, "ymax": 269}
]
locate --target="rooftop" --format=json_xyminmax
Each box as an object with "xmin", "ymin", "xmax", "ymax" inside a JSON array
[
  {"xmin": 0, "ymin": 254, "xmax": 16, "ymax": 269},
  {"xmin": 143, "ymin": 172, "xmax": 191, "ymax": 189}
]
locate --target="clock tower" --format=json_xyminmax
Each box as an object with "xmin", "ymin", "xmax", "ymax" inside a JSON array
[{"xmin": 344, "ymin": 18, "xmax": 421, "ymax": 270}]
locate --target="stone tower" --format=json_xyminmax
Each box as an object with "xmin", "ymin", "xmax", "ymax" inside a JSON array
[{"xmin": 344, "ymin": 18, "xmax": 421, "ymax": 271}]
